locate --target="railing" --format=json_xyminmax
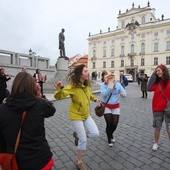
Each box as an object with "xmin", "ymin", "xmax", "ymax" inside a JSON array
[
  {"xmin": 119, "ymin": 54, "xmax": 125, "ymax": 57},
  {"xmin": 128, "ymin": 52, "xmax": 136, "ymax": 57}
]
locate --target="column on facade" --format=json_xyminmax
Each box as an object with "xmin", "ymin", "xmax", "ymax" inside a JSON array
[
  {"xmin": 11, "ymin": 53, "xmax": 15, "ymax": 65},
  {"xmin": 46, "ymin": 59, "xmax": 49, "ymax": 69},
  {"xmin": 15, "ymin": 53, "xmax": 20, "ymax": 66}
]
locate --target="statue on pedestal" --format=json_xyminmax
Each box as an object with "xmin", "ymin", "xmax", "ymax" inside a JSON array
[{"xmin": 59, "ymin": 28, "xmax": 66, "ymax": 58}]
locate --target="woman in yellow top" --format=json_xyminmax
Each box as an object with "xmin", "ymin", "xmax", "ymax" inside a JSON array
[{"xmin": 54, "ymin": 64, "xmax": 99, "ymax": 170}]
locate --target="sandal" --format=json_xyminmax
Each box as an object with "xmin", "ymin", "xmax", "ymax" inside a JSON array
[{"xmin": 76, "ymin": 160, "xmax": 87, "ymax": 170}]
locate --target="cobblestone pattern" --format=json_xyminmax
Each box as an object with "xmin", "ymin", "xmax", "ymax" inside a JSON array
[{"xmin": 45, "ymin": 83, "xmax": 170, "ymax": 170}]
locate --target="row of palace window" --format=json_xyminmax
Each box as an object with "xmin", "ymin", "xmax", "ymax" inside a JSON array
[
  {"xmin": 100, "ymin": 30, "xmax": 170, "ymax": 46},
  {"xmin": 93, "ymin": 41, "xmax": 170, "ymax": 58},
  {"xmin": 92, "ymin": 57, "xmax": 170, "ymax": 69}
]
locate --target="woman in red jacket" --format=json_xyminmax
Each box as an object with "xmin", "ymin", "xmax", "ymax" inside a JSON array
[{"xmin": 147, "ymin": 64, "xmax": 170, "ymax": 151}]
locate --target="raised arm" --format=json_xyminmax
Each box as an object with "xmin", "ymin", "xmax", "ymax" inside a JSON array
[
  {"xmin": 54, "ymin": 82, "xmax": 74, "ymax": 100},
  {"xmin": 147, "ymin": 73, "xmax": 157, "ymax": 91}
]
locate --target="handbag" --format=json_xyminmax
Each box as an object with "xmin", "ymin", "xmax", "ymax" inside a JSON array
[
  {"xmin": 95, "ymin": 91, "xmax": 113, "ymax": 117},
  {"xmin": 0, "ymin": 111, "xmax": 26, "ymax": 170},
  {"xmin": 158, "ymin": 83, "xmax": 170, "ymax": 114}
]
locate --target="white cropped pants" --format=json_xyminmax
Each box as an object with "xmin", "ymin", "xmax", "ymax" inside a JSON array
[{"xmin": 72, "ymin": 116, "xmax": 99, "ymax": 150}]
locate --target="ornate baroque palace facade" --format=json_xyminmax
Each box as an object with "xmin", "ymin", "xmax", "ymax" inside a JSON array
[{"xmin": 87, "ymin": 2, "xmax": 170, "ymax": 81}]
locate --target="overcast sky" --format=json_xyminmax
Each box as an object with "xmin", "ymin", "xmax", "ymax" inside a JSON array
[{"xmin": 0, "ymin": 0, "xmax": 170, "ymax": 65}]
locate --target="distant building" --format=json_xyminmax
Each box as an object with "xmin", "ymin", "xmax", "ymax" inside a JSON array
[
  {"xmin": 69, "ymin": 54, "xmax": 88, "ymax": 69},
  {"xmin": 87, "ymin": 1, "xmax": 170, "ymax": 81}
]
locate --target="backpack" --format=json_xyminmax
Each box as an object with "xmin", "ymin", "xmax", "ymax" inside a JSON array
[{"xmin": 123, "ymin": 76, "xmax": 129, "ymax": 86}]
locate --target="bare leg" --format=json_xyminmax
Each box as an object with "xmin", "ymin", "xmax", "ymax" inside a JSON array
[
  {"xmin": 77, "ymin": 149, "xmax": 84, "ymax": 162},
  {"xmin": 76, "ymin": 150, "xmax": 87, "ymax": 170}
]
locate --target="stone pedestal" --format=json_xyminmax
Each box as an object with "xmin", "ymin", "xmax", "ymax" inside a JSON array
[
  {"xmin": 56, "ymin": 57, "xmax": 68, "ymax": 71},
  {"xmin": 43, "ymin": 57, "xmax": 69, "ymax": 93}
]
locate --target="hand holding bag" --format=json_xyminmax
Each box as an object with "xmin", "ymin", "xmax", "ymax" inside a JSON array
[
  {"xmin": 0, "ymin": 111, "xmax": 26, "ymax": 170},
  {"xmin": 95, "ymin": 91, "xmax": 113, "ymax": 117}
]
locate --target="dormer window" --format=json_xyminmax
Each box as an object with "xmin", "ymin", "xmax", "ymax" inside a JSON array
[{"xmin": 141, "ymin": 16, "xmax": 145, "ymax": 24}]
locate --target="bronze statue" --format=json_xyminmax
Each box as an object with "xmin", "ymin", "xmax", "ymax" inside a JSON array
[{"xmin": 59, "ymin": 28, "xmax": 65, "ymax": 58}]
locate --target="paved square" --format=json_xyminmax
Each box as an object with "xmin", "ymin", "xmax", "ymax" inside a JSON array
[{"xmin": 45, "ymin": 83, "xmax": 170, "ymax": 170}]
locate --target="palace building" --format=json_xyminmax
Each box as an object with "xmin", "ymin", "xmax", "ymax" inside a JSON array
[{"xmin": 87, "ymin": 1, "xmax": 170, "ymax": 81}]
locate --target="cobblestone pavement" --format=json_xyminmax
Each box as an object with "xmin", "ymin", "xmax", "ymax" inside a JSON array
[{"xmin": 45, "ymin": 83, "xmax": 170, "ymax": 170}]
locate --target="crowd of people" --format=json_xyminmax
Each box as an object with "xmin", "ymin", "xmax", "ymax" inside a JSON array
[{"xmin": 0, "ymin": 64, "xmax": 170, "ymax": 170}]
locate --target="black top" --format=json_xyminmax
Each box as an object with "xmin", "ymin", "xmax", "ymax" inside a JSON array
[{"xmin": 0, "ymin": 93, "xmax": 56, "ymax": 170}]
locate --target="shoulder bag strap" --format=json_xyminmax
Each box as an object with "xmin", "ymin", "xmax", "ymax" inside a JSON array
[
  {"xmin": 105, "ymin": 91, "xmax": 112, "ymax": 104},
  {"xmin": 14, "ymin": 111, "xmax": 26, "ymax": 154},
  {"xmin": 104, "ymin": 85, "xmax": 115, "ymax": 104},
  {"xmin": 158, "ymin": 83, "xmax": 169, "ymax": 102}
]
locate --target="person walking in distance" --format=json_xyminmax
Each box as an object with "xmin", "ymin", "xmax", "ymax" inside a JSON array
[
  {"xmin": 54, "ymin": 64, "xmax": 100, "ymax": 170},
  {"xmin": 0, "ymin": 68, "xmax": 13, "ymax": 105},
  {"xmin": 100, "ymin": 73, "xmax": 126, "ymax": 146},
  {"xmin": 141, "ymin": 74, "xmax": 148, "ymax": 98},
  {"xmin": 147, "ymin": 64, "xmax": 170, "ymax": 151}
]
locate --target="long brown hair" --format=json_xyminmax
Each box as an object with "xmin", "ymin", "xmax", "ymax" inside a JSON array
[
  {"xmin": 10, "ymin": 72, "xmax": 38, "ymax": 97},
  {"xmin": 155, "ymin": 64, "xmax": 170, "ymax": 87},
  {"xmin": 67, "ymin": 64, "xmax": 90, "ymax": 87}
]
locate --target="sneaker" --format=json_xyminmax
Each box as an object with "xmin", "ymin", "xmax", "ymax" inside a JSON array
[
  {"xmin": 152, "ymin": 143, "xmax": 159, "ymax": 151},
  {"xmin": 76, "ymin": 160, "xmax": 87, "ymax": 170},
  {"xmin": 73, "ymin": 132, "xmax": 79, "ymax": 146},
  {"xmin": 111, "ymin": 138, "xmax": 115, "ymax": 143},
  {"xmin": 108, "ymin": 143, "xmax": 113, "ymax": 147}
]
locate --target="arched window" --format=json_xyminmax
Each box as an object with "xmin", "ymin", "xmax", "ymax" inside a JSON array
[
  {"xmin": 131, "ymin": 19, "xmax": 135, "ymax": 23},
  {"xmin": 141, "ymin": 16, "xmax": 145, "ymax": 24},
  {"xmin": 93, "ymin": 50, "xmax": 96, "ymax": 58},
  {"xmin": 131, "ymin": 44, "xmax": 135, "ymax": 53},
  {"xmin": 121, "ymin": 46, "xmax": 125, "ymax": 55},
  {"xmin": 141, "ymin": 43, "xmax": 145, "ymax": 54}
]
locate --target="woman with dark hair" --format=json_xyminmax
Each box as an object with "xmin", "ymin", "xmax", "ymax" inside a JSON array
[
  {"xmin": 54, "ymin": 64, "xmax": 100, "ymax": 170},
  {"xmin": 147, "ymin": 64, "xmax": 170, "ymax": 151},
  {"xmin": 0, "ymin": 72, "xmax": 56, "ymax": 169},
  {"xmin": 101, "ymin": 71, "xmax": 107, "ymax": 82},
  {"xmin": 0, "ymin": 68, "xmax": 12, "ymax": 105},
  {"xmin": 100, "ymin": 73, "xmax": 126, "ymax": 146}
]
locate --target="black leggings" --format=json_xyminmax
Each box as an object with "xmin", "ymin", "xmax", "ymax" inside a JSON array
[
  {"xmin": 104, "ymin": 114, "xmax": 119, "ymax": 143},
  {"xmin": 142, "ymin": 91, "xmax": 147, "ymax": 98}
]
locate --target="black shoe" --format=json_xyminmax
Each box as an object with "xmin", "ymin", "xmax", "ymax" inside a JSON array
[
  {"xmin": 141, "ymin": 96, "xmax": 144, "ymax": 98},
  {"xmin": 73, "ymin": 132, "xmax": 79, "ymax": 146}
]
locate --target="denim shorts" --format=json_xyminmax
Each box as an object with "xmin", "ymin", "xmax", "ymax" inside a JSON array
[{"xmin": 153, "ymin": 111, "xmax": 170, "ymax": 129}]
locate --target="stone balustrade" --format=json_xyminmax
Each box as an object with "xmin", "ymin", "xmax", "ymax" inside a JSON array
[{"xmin": 0, "ymin": 49, "xmax": 56, "ymax": 90}]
